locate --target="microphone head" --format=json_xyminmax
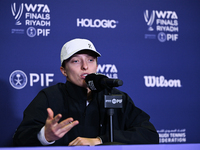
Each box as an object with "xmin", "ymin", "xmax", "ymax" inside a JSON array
[
  {"xmin": 101, "ymin": 78, "xmax": 123, "ymax": 87},
  {"xmin": 85, "ymin": 73, "xmax": 108, "ymax": 91}
]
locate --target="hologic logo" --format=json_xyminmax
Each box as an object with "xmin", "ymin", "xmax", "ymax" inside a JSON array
[
  {"xmin": 77, "ymin": 18, "xmax": 118, "ymax": 28},
  {"xmin": 144, "ymin": 76, "xmax": 181, "ymax": 87},
  {"xmin": 9, "ymin": 70, "xmax": 28, "ymax": 89}
]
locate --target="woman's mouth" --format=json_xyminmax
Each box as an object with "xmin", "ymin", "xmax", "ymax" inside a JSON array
[{"xmin": 81, "ymin": 73, "xmax": 88, "ymax": 79}]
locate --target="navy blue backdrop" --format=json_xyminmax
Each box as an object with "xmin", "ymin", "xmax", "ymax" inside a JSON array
[{"xmin": 0, "ymin": 0, "xmax": 200, "ymax": 147}]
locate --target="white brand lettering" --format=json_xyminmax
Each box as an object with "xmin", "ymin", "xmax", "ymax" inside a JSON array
[
  {"xmin": 97, "ymin": 64, "xmax": 118, "ymax": 73},
  {"xmin": 24, "ymin": 4, "xmax": 50, "ymax": 12},
  {"xmin": 30, "ymin": 73, "xmax": 54, "ymax": 86},
  {"xmin": 144, "ymin": 76, "xmax": 181, "ymax": 87},
  {"xmin": 155, "ymin": 11, "xmax": 178, "ymax": 19},
  {"xmin": 77, "ymin": 18, "xmax": 117, "ymax": 28}
]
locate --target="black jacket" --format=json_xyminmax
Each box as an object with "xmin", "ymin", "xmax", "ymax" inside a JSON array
[{"xmin": 13, "ymin": 81, "xmax": 159, "ymax": 146}]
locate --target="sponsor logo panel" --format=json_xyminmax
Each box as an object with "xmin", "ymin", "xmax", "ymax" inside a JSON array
[
  {"xmin": 144, "ymin": 10, "xmax": 179, "ymax": 42},
  {"xmin": 77, "ymin": 18, "xmax": 118, "ymax": 29},
  {"xmin": 11, "ymin": 2, "xmax": 51, "ymax": 37},
  {"xmin": 9, "ymin": 70, "xmax": 54, "ymax": 89},
  {"xmin": 144, "ymin": 75, "xmax": 182, "ymax": 88},
  {"xmin": 158, "ymin": 129, "xmax": 186, "ymax": 143}
]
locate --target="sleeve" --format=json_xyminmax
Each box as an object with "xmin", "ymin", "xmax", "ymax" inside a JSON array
[
  {"xmin": 100, "ymin": 92, "xmax": 159, "ymax": 144},
  {"xmin": 13, "ymin": 91, "xmax": 49, "ymax": 146},
  {"xmin": 37, "ymin": 126, "xmax": 55, "ymax": 145}
]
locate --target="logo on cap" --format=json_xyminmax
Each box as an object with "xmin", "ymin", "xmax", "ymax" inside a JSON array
[{"xmin": 88, "ymin": 44, "xmax": 92, "ymax": 49}]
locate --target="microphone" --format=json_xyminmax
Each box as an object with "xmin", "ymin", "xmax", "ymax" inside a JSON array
[{"xmin": 85, "ymin": 73, "xmax": 123, "ymax": 91}]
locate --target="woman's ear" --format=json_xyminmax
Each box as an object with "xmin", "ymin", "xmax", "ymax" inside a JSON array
[{"xmin": 60, "ymin": 66, "xmax": 67, "ymax": 77}]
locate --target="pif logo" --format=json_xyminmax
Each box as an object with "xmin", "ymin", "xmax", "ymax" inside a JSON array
[
  {"xmin": 9, "ymin": 70, "xmax": 54, "ymax": 89},
  {"xmin": 9, "ymin": 70, "xmax": 27, "ymax": 89},
  {"xmin": 26, "ymin": 27, "xmax": 50, "ymax": 37}
]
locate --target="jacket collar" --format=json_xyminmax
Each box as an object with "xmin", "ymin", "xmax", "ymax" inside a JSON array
[{"xmin": 65, "ymin": 81, "xmax": 88, "ymax": 103}]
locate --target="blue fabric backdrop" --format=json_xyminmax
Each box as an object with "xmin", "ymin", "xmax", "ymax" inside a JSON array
[{"xmin": 0, "ymin": 0, "xmax": 200, "ymax": 147}]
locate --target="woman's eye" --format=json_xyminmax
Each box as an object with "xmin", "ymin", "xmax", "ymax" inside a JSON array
[
  {"xmin": 89, "ymin": 59, "xmax": 94, "ymax": 62},
  {"xmin": 72, "ymin": 60, "xmax": 78, "ymax": 63},
  {"xmin": 89, "ymin": 58, "xmax": 95, "ymax": 62}
]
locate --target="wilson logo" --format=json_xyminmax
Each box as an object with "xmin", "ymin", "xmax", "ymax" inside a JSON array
[{"xmin": 144, "ymin": 76, "xmax": 181, "ymax": 87}]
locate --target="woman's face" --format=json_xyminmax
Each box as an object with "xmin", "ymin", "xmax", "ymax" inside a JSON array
[{"xmin": 60, "ymin": 53, "xmax": 98, "ymax": 88}]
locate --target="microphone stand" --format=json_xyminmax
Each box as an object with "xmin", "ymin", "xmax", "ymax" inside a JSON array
[
  {"xmin": 104, "ymin": 87, "xmax": 123, "ymax": 144},
  {"xmin": 107, "ymin": 107, "xmax": 114, "ymax": 142}
]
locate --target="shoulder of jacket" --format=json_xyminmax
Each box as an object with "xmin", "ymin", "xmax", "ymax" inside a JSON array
[
  {"xmin": 42, "ymin": 83, "xmax": 65, "ymax": 92},
  {"xmin": 39, "ymin": 83, "xmax": 66, "ymax": 100}
]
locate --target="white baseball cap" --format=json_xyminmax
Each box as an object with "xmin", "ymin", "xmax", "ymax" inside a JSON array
[{"xmin": 60, "ymin": 38, "xmax": 101, "ymax": 64}]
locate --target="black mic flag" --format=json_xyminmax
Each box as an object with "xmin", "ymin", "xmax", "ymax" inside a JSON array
[{"xmin": 85, "ymin": 73, "xmax": 123, "ymax": 92}]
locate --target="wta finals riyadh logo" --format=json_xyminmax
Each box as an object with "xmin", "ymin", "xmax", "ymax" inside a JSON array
[
  {"xmin": 11, "ymin": 3, "xmax": 24, "ymax": 25},
  {"xmin": 9, "ymin": 70, "xmax": 27, "ymax": 89},
  {"xmin": 144, "ymin": 10, "xmax": 155, "ymax": 31}
]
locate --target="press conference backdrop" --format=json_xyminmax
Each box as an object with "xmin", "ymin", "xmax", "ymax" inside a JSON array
[{"xmin": 0, "ymin": 0, "xmax": 200, "ymax": 147}]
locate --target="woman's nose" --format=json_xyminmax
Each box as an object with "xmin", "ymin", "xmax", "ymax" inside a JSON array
[{"xmin": 81, "ymin": 61, "xmax": 88, "ymax": 70}]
